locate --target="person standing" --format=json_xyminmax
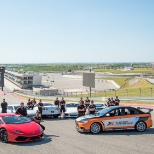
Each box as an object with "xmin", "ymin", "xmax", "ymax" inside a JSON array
[
  {"xmin": 60, "ymin": 97, "xmax": 66, "ymax": 118},
  {"xmin": 33, "ymin": 111, "xmax": 45, "ymax": 130},
  {"xmin": 77, "ymin": 101, "xmax": 86, "ymax": 117},
  {"xmin": 80, "ymin": 97, "xmax": 84, "ymax": 105},
  {"xmin": 15, "ymin": 102, "xmax": 27, "ymax": 117},
  {"xmin": 38, "ymin": 99, "xmax": 44, "ymax": 115},
  {"xmin": 106, "ymin": 98, "xmax": 111, "ymax": 107},
  {"xmin": 115, "ymin": 96, "xmax": 120, "ymax": 106},
  {"xmin": 85, "ymin": 97, "xmax": 90, "ymax": 108},
  {"xmin": 1, "ymin": 99, "xmax": 8, "ymax": 113},
  {"xmin": 54, "ymin": 97, "xmax": 60, "ymax": 108},
  {"xmin": 27, "ymin": 98, "xmax": 33, "ymax": 109},
  {"xmin": 88, "ymin": 100, "xmax": 96, "ymax": 115},
  {"xmin": 110, "ymin": 98, "xmax": 115, "ymax": 106}
]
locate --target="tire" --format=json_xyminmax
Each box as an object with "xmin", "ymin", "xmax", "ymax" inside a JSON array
[
  {"xmin": 0, "ymin": 129, "xmax": 8, "ymax": 143},
  {"xmin": 90, "ymin": 123, "xmax": 101, "ymax": 134},
  {"xmin": 135, "ymin": 121, "xmax": 146, "ymax": 132}
]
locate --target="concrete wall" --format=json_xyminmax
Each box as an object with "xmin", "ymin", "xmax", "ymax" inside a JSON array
[{"xmin": 33, "ymin": 75, "xmax": 42, "ymax": 85}]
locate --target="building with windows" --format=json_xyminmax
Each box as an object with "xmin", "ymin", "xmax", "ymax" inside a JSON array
[{"xmin": 5, "ymin": 70, "xmax": 42, "ymax": 89}]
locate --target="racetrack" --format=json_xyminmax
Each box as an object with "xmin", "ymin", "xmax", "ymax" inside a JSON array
[{"xmin": 0, "ymin": 114, "xmax": 154, "ymax": 154}]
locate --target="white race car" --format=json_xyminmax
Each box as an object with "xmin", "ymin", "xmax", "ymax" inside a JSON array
[
  {"xmin": 65, "ymin": 103, "xmax": 78, "ymax": 118},
  {"xmin": 34, "ymin": 103, "xmax": 60, "ymax": 118}
]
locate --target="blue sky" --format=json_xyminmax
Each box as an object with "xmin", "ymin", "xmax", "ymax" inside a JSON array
[{"xmin": 0, "ymin": 0, "xmax": 154, "ymax": 63}]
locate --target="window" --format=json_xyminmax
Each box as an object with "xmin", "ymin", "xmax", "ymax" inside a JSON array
[
  {"xmin": 106, "ymin": 108, "xmax": 123, "ymax": 116},
  {"xmin": 7, "ymin": 106, "xmax": 13, "ymax": 110},
  {"xmin": 124, "ymin": 108, "xmax": 138, "ymax": 115},
  {"xmin": 0, "ymin": 120, "xmax": 3, "ymax": 124}
]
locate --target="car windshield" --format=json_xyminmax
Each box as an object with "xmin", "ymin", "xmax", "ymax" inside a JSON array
[
  {"xmin": 95, "ymin": 104, "xmax": 103, "ymax": 107},
  {"xmin": 14, "ymin": 106, "xmax": 29, "ymax": 110},
  {"xmin": 66, "ymin": 104, "xmax": 78, "ymax": 107},
  {"xmin": 95, "ymin": 107, "xmax": 113, "ymax": 117},
  {"xmin": 2, "ymin": 116, "xmax": 31, "ymax": 124},
  {"xmin": 43, "ymin": 103, "xmax": 53, "ymax": 106},
  {"xmin": 14, "ymin": 106, "xmax": 20, "ymax": 110}
]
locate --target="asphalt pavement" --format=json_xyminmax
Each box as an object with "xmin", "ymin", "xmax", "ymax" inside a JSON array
[
  {"xmin": 0, "ymin": 116, "xmax": 154, "ymax": 154},
  {"xmin": 0, "ymin": 88, "xmax": 154, "ymax": 154}
]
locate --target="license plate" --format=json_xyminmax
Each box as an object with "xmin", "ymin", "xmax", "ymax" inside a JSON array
[{"xmin": 51, "ymin": 111, "xmax": 54, "ymax": 113}]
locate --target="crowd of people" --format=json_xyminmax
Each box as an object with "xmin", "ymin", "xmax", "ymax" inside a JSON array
[
  {"xmin": 106, "ymin": 96, "xmax": 120, "ymax": 106},
  {"xmin": 1, "ymin": 96, "xmax": 120, "ymax": 129}
]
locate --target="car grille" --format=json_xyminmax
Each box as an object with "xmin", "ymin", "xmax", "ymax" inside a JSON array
[{"xmin": 15, "ymin": 134, "xmax": 43, "ymax": 141}]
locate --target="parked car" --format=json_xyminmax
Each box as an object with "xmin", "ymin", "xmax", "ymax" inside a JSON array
[
  {"xmin": 95, "ymin": 103, "xmax": 106, "ymax": 112},
  {"xmin": 65, "ymin": 103, "xmax": 78, "ymax": 118},
  {"xmin": 33, "ymin": 103, "xmax": 60, "ymax": 118},
  {"xmin": 1, "ymin": 103, "xmax": 60, "ymax": 118},
  {"xmin": 0, "ymin": 113, "xmax": 44, "ymax": 142},
  {"xmin": 76, "ymin": 106, "xmax": 153, "ymax": 134},
  {"xmin": 0, "ymin": 104, "xmax": 36, "ymax": 117}
]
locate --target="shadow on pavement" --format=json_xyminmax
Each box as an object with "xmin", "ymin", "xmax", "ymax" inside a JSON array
[
  {"xmin": 10, "ymin": 134, "xmax": 59, "ymax": 146},
  {"xmin": 83, "ymin": 128, "xmax": 154, "ymax": 136}
]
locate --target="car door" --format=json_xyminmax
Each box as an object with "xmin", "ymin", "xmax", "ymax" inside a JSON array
[
  {"xmin": 121, "ymin": 107, "xmax": 140, "ymax": 129},
  {"xmin": 102, "ymin": 108, "xmax": 124, "ymax": 130}
]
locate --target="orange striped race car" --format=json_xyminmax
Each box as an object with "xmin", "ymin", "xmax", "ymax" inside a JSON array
[{"xmin": 75, "ymin": 106, "xmax": 153, "ymax": 134}]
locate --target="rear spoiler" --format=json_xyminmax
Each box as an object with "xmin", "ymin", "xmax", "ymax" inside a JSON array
[{"xmin": 137, "ymin": 107, "xmax": 153, "ymax": 113}]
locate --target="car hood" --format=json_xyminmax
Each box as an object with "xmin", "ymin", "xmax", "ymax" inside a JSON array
[
  {"xmin": 65, "ymin": 107, "xmax": 77, "ymax": 113},
  {"xmin": 6, "ymin": 122, "xmax": 42, "ymax": 134},
  {"xmin": 76, "ymin": 115, "xmax": 96, "ymax": 122}
]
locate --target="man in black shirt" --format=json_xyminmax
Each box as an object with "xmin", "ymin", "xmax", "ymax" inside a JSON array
[
  {"xmin": 77, "ymin": 101, "xmax": 86, "ymax": 117},
  {"xmin": 1, "ymin": 99, "xmax": 8, "ymax": 113},
  {"xmin": 60, "ymin": 97, "xmax": 66, "ymax": 118},
  {"xmin": 85, "ymin": 97, "xmax": 90, "ymax": 108},
  {"xmin": 115, "ymin": 96, "xmax": 120, "ymax": 106},
  {"xmin": 33, "ymin": 111, "xmax": 45, "ymax": 130},
  {"xmin": 54, "ymin": 97, "xmax": 60, "ymax": 108},
  {"xmin": 88, "ymin": 100, "xmax": 96, "ymax": 115},
  {"xmin": 80, "ymin": 97, "xmax": 84, "ymax": 105},
  {"xmin": 38, "ymin": 99, "xmax": 43, "ymax": 115},
  {"xmin": 27, "ymin": 98, "xmax": 33, "ymax": 109},
  {"xmin": 15, "ymin": 102, "xmax": 27, "ymax": 117},
  {"xmin": 110, "ymin": 98, "xmax": 115, "ymax": 106},
  {"xmin": 106, "ymin": 98, "xmax": 111, "ymax": 107}
]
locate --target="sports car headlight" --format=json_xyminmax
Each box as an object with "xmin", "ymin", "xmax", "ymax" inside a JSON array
[
  {"xmin": 14, "ymin": 130, "xmax": 23, "ymax": 134},
  {"xmin": 80, "ymin": 120, "xmax": 88, "ymax": 124}
]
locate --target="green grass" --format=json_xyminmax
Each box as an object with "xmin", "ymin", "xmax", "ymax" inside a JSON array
[
  {"xmin": 94, "ymin": 68, "xmax": 154, "ymax": 74},
  {"xmin": 100, "ymin": 78, "xmax": 129, "ymax": 87}
]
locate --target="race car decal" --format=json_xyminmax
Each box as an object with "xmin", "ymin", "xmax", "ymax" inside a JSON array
[{"xmin": 103, "ymin": 117, "xmax": 139, "ymax": 128}]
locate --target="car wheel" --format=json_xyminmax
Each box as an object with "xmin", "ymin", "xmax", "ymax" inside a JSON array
[
  {"xmin": 90, "ymin": 123, "xmax": 101, "ymax": 134},
  {"xmin": 0, "ymin": 129, "xmax": 8, "ymax": 143},
  {"xmin": 135, "ymin": 121, "xmax": 146, "ymax": 132}
]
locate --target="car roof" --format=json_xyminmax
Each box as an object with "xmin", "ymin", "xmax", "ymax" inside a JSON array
[
  {"xmin": 0, "ymin": 113, "xmax": 16, "ymax": 117},
  {"xmin": 108, "ymin": 106, "xmax": 132, "ymax": 109}
]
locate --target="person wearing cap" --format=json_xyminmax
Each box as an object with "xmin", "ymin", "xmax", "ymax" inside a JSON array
[
  {"xmin": 33, "ymin": 111, "xmax": 45, "ymax": 130},
  {"xmin": 88, "ymin": 100, "xmax": 96, "ymax": 115},
  {"xmin": 77, "ymin": 101, "xmax": 86, "ymax": 117},
  {"xmin": 85, "ymin": 97, "xmax": 90, "ymax": 108},
  {"xmin": 1, "ymin": 99, "xmax": 8, "ymax": 113},
  {"xmin": 15, "ymin": 102, "xmax": 28, "ymax": 117}
]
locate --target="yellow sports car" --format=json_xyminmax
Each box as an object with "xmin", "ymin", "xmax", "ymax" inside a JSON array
[{"xmin": 75, "ymin": 106, "xmax": 153, "ymax": 134}]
